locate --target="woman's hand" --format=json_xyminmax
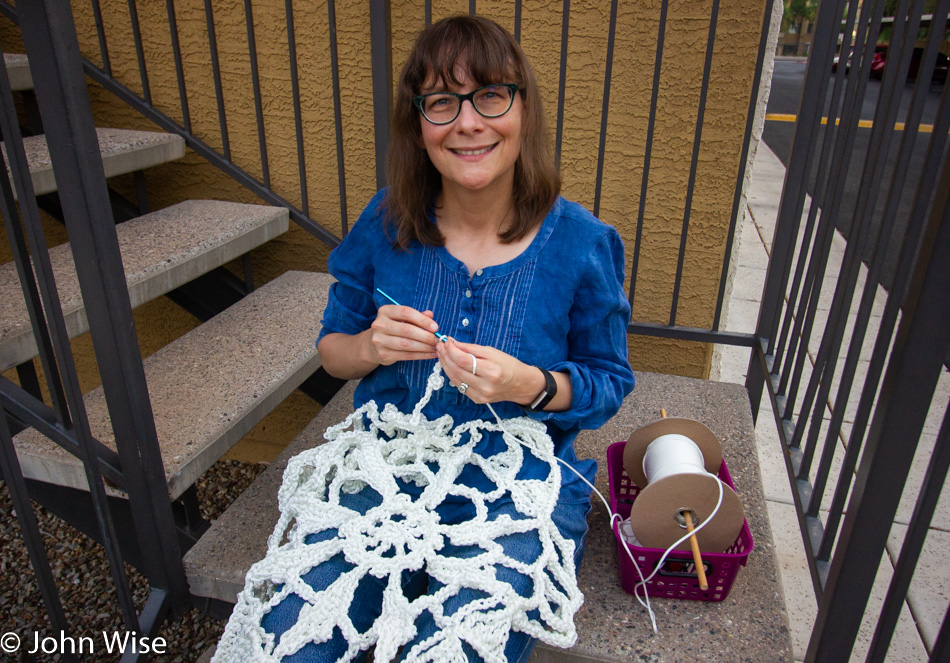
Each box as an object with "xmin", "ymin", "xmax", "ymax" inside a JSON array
[
  {"xmin": 364, "ymin": 304, "xmax": 440, "ymax": 366},
  {"xmin": 317, "ymin": 305, "xmax": 440, "ymax": 380},
  {"xmin": 435, "ymin": 337, "xmax": 550, "ymax": 407}
]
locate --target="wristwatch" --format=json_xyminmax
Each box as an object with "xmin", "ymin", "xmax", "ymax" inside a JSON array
[{"xmin": 527, "ymin": 367, "xmax": 557, "ymax": 412}]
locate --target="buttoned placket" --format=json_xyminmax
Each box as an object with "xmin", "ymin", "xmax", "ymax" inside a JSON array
[{"xmin": 458, "ymin": 269, "xmax": 483, "ymax": 340}]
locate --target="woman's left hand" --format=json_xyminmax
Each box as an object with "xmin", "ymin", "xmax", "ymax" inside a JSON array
[{"xmin": 435, "ymin": 338, "xmax": 545, "ymax": 406}]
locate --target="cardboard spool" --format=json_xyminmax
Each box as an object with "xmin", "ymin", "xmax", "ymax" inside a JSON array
[{"xmin": 623, "ymin": 418, "xmax": 745, "ymax": 553}]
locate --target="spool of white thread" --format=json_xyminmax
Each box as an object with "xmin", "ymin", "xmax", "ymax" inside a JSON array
[
  {"xmin": 626, "ymin": 423, "xmax": 745, "ymax": 553},
  {"xmin": 642, "ymin": 433, "xmax": 708, "ymax": 483}
]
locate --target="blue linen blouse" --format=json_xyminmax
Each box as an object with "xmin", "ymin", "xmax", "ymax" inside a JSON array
[{"xmin": 317, "ymin": 189, "xmax": 635, "ymax": 506}]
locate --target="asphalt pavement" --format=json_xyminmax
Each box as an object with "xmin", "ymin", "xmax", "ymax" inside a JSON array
[{"xmin": 762, "ymin": 59, "xmax": 947, "ymax": 291}]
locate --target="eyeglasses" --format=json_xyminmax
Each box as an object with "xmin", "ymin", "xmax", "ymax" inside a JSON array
[{"xmin": 413, "ymin": 83, "xmax": 520, "ymax": 125}]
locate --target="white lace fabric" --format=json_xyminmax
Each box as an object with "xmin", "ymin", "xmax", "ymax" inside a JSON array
[{"xmin": 214, "ymin": 364, "xmax": 584, "ymax": 662}]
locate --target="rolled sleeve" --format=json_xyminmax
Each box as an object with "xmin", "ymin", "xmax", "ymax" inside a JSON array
[
  {"xmin": 526, "ymin": 227, "xmax": 634, "ymax": 430},
  {"xmin": 316, "ymin": 192, "xmax": 387, "ymax": 346}
]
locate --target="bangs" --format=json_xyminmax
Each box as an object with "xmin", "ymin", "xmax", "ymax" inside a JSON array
[{"xmin": 409, "ymin": 20, "xmax": 520, "ymax": 91}]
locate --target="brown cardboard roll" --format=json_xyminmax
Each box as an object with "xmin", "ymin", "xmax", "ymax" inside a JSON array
[
  {"xmin": 628, "ymin": 472, "xmax": 745, "ymax": 552},
  {"xmin": 623, "ymin": 418, "xmax": 722, "ymax": 488}
]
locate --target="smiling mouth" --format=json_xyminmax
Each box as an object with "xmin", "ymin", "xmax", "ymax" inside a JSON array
[{"xmin": 450, "ymin": 144, "xmax": 497, "ymax": 157}]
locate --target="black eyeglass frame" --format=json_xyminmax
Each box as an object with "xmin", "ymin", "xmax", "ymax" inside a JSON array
[{"xmin": 413, "ymin": 83, "xmax": 521, "ymax": 125}]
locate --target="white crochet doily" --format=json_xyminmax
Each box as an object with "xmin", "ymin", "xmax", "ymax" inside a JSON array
[{"xmin": 213, "ymin": 364, "xmax": 584, "ymax": 663}]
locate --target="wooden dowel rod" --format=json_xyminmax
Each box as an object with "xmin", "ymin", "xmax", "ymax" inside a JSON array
[{"xmin": 683, "ymin": 510, "xmax": 709, "ymax": 591}]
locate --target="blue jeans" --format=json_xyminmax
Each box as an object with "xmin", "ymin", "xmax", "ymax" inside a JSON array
[{"xmin": 259, "ymin": 488, "xmax": 591, "ymax": 662}]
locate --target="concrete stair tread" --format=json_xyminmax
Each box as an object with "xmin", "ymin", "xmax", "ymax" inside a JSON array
[
  {"xmin": 0, "ymin": 199, "xmax": 289, "ymax": 372},
  {"xmin": 185, "ymin": 372, "xmax": 793, "ymax": 662},
  {"xmin": 3, "ymin": 127, "xmax": 185, "ymax": 198},
  {"xmin": 14, "ymin": 270, "xmax": 335, "ymax": 501},
  {"xmin": 4, "ymin": 53, "xmax": 32, "ymax": 91}
]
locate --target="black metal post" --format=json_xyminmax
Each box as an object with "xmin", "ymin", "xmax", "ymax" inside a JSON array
[
  {"xmin": 18, "ymin": 0, "xmax": 189, "ymax": 610},
  {"xmin": 369, "ymin": 0, "xmax": 392, "ymax": 190},
  {"xmin": 805, "ymin": 146, "xmax": 950, "ymax": 663}
]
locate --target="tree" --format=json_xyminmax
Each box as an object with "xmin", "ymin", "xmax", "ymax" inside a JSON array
[{"xmin": 782, "ymin": 0, "xmax": 819, "ymax": 33}]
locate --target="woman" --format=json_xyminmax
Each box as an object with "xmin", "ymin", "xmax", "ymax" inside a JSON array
[{"xmin": 247, "ymin": 15, "xmax": 633, "ymax": 663}]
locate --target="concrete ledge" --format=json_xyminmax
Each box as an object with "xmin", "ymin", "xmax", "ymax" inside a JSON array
[
  {"xmin": 186, "ymin": 372, "xmax": 792, "ymax": 661},
  {"xmin": 0, "ymin": 200, "xmax": 288, "ymax": 371},
  {"xmin": 4, "ymin": 128, "xmax": 185, "ymax": 198},
  {"xmin": 4, "ymin": 53, "xmax": 32, "ymax": 91},
  {"xmin": 14, "ymin": 271, "xmax": 334, "ymax": 501},
  {"xmin": 184, "ymin": 381, "xmax": 358, "ymax": 600}
]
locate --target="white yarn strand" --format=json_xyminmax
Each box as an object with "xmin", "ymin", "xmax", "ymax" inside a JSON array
[{"xmin": 213, "ymin": 364, "xmax": 584, "ymax": 663}]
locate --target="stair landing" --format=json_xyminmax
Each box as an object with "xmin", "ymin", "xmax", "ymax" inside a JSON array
[{"xmin": 185, "ymin": 372, "xmax": 792, "ymax": 662}]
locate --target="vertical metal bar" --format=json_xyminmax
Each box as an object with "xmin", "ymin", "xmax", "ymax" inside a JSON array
[
  {"xmin": 0, "ymin": 409, "xmax": 72, "ymax": 645},
  {"xmin": 0, "ymin": 55, "xmax": 70, "ymax": 425},
  {"xmin": 425, "ymin": 0, "xmax": 431, "ymax": 27},
  {"xmin": 818, "ymin": 53, "xmax": 950, "ymax": 563},
  {"xmin": 630, "ymin": 0, "xmax": 668, "ymax": 312},
  {"xmin": 716, "ymin": 0, "xmax": 779, "ymax": 331},
  {"xmin": 327, "ymin": 0, "xmax": 349, "ymax": 234},
  {"xmin": 553, "ymin": 0, "xmax": 569, "ymax": 172},
  {"xmin": 669, "ymin": 0, "xmax": 719, "ymax": 326},
  {"xmin": 760, "ymin": 0, "xmax": 857, "ymax": 360},
  {"xmin": 286, "ymin": 0, "xmax": 309, "ymax": 217},
  {"xmin": 805, "ymin": 150, "xmax": 950, "ymax": 663},
  {"xmin": 244, "ymin": 0, "xmax": 270, "ymax": 188},
  {"xmin": 866, "ymin": 400, "xmax": 950, "ymax": 662},
  {"xmin": 0, "ymin": 17, "xmax": 142, "ymax": 629},
  {"xmin": 514, "ymin": 0, "xmax": 522, "ymax": 43},
  {"xmin": 204, "ymin": 0, "xmax": 231, "ymax": 160},
  {"xmin": 805, "ymin": 1, "xmax": 948, "ymax": 518},
  {"xmin": 790, "ymin": 0, "xmax": 916, "ymax": 453},
  {"xmin": 126, "ymin": 0, "xmax": 151, "ymax": 104},
  {"xmin": 14, "ymin": 362, "xmax": 42, "ymax": 403},
  {"xmin": 165, "ymin": 0, "xmax": 191, "ymax": 133},
  {"xmin": 20, "ymin": 0, "xmax": 190, "ymax": 609},
  {"xmin": 90, "ymin": 0, "xmax": 111, "ymax": 76},
  {"xmin": 592, "ymin": 0, "xmax": 618, "ymax": 219},
  {"xmin": 754, "ymin": 0, "xmax": 851, "ymax": 358},
  {"xmin": 469, "ymin": 0, "xmax": 475, "ymax": 16},
  {"xmin": 134, "ymin": 170, "xmax": 149, "ymax": 214},
  {"xmin": 369, "ymin": 0, "xmax": 392, "ymax": 190},
  {"xmin": 241, "ymin": 254, "xmax": 255, "ymax": 292},
  {"xmin": 778, "ymin": 0, "xmax": 884, "ymax": 415},
  {"xmin": 933, "ymin": 603, "xmax": 950, "ymax": 663}
]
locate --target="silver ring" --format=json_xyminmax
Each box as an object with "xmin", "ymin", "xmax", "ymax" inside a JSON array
[
  {"xmin": 470, "ymin": 354, "xmax": 477, "ymax": 376},
  {"xmin": 458, "ymin": 382, "xmax": 469, "ymax": 395}
]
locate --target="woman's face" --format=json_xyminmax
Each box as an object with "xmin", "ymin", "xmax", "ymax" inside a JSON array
[{"xmin": 418, "ymin": 68, "xmax": 523, "ymax": 199}]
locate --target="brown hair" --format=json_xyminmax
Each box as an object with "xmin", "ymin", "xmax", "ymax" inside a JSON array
[{"xmin": 384, "ymin": 15, "xmax": 560, "ymax": 249}]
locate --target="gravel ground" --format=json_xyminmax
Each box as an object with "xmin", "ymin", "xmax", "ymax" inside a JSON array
[{"xmin": 0, "ymin": 460, "xmax": 267, "ymax": 662}]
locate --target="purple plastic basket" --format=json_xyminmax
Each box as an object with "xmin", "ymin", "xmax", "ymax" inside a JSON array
[{"xmin": 606, "ymin": 440, "xmax": 754, "ymax": 602}]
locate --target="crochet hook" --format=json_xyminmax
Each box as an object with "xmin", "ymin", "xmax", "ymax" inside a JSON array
[{"xmin": 376, "ymin": 288, "xmax": 448, "ymax": 342}]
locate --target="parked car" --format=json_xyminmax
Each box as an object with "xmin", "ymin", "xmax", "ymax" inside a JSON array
[
  {"xmin": 831, "ymin": 45, "xmax": 888, "ymax": 74},
  {"xmin": 831, "ymin": 48, "xmax": 854, "ymax": 73},
  {"xmin": 870, "ymin": 46, "xmax": 950, "ymax": 82}
]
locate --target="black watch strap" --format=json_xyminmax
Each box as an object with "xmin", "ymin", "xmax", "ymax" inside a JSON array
[{"xmin": 528, "ymin": 367, "xmax": 557, "ymax": 412}]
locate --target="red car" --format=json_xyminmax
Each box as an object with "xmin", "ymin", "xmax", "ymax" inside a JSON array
[{"xmin": 871, "ymin": 46, "xmax": 950, "ymax": 82}]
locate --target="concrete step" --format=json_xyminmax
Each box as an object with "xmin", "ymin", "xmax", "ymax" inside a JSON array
[
  {"xmin": 0, "ymin": 199, "xmax": 289, "ymax": 372},
  {"xmin": 4, "ymin": 53, "xmax": 32, "ymax": 91},
  {"xmin": 13, "ymin": 270, "xmax": 335, "ymax": 501},
  {"xmin": 3, "ymin": 127, "xmax": 185, "ymax": 198},
  {"xmin": 185, "ymin": 373, "xmax": 793, "ymax": 662}
]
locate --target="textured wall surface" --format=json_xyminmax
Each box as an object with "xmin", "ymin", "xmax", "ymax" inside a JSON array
[{"xmin": 1, "ymin": 0, "xmax": 767, "ymax": 458}]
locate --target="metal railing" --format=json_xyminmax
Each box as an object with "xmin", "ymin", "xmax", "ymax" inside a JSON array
[
  {"xmin": 4, "ymin": 0, "xmax": 774, "ymax": 349},
  {"xmin": 0, "ymin": 0, "xmax": 187, "ymax": 652},
  {"xmin": 752, "ymin": 0, "xmax": 950, "ymax": 659}
]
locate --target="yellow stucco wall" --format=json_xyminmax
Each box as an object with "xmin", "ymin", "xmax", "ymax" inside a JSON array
[{"xmin": 1, "ymin": 1, "xmax": 764, "ymax": 460}]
